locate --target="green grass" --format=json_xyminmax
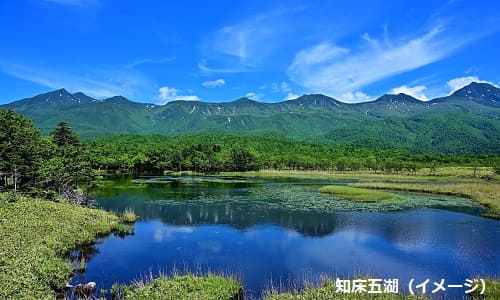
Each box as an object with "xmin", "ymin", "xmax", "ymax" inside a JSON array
[
  {"xmin": 264, "ymin": 278, "xmax": 500, "ymax": 300},
  {"xmin": 122, "ymin": 208, "xmax": 138, "ymax": 223},
  {"xmin": 478, "ymin": 279, "xmax": 500, "ymax": 300},
  {"xmin": 264, "ymin": 279, "xmax": 425, "ymax": 300},
  {"xmin": 111, "ymin": 274, "xmax": 243, "ymax": 300},
  {"xmin": 221, "ymin": 167, "xmax": 499, "ymax": 183},
  {"xmin": 351, "ymin": 182, "xmax": 500, "ymax": 219},
  {"xmin": 0, "ymin": 192, "xmax": 122, "ymax": 299},
  {"xmin": 318, "ymin": 186, "xmax": 400, "ymax": 202}
]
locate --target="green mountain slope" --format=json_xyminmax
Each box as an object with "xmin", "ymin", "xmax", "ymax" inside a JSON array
[{"xmin": 1, "ymin": 83, "xmax": 499, "ymax": 153}]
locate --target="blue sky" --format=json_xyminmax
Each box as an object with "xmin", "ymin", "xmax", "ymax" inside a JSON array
[{"xmin": 0, "ymin": 0, "xmax": 499, "ymax": 104}]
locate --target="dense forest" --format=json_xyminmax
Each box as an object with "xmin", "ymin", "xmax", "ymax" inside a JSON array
[
  {"xmin": 91, "ymin": 133, "xmax": 499, "ymax": 174},
  {"xmin": 1, "ymin": 109, "xmax": 499, "ymax": 199}
]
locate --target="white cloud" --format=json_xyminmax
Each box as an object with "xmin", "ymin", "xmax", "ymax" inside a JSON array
[
  {"xmin": 280, "ymin": 82, "xmax": 291, "ymax": 93},
  {"xmin": 125, "ymin": 57, "xmax": 176, "ymax": 69},
  {"xmin": 390, "ymin": 85, "xmax": 428, "ymax": 101},
  {"xmin": 210, "ymin": 10, "xmax": 291, "ymax": 65},
  {"xmin": 157, "ymin": 86, "xmax": 199, "ymax": 103},
  {"xmin": 339, "ymin": 91, "xmax": 372, "ymax": 103},
  {"xmin": 202, "ymin": 78, "xmax": 226, "ymax": 88},
  {"xmin": 446, "ymin": 76, "xmax": 498, "ymax": 94},
  {"xmin": 0, "ymin": 61, "xmax": 147, "ymax": 98},
  {"xmin": 287, "ymin": 25, "xmax": 481, "ymax": 96},
  {"xmin": 270, "ymin": 81, "xmax": 299, "ymax": 100},
  {"xmin": 284, "ymin": 92, "xmax": 300, "ymax": 100},
  {"xmin": 197, "ymin": 59, "xmax": 250, "ymax": 74},
  {"xmin": 245, "ymin": 92, "xmax": 262, "ymax": 101}
]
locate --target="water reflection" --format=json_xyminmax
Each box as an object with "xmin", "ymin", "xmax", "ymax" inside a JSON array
[{"xmin": 80, "ymin": 176, "xmax": 500, "ymax": 299}]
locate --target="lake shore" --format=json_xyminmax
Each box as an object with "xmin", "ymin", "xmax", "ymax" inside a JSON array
[
  {"xmin": 1, "ymin": 174, "xmax": 498, "ymax": 299},
  {"xmin": 218, "ymin": 168, "xmax": 500, "ymax": 219},
  {"xmin": 0, "ymin": 193, "xmax": 127, "ymax": 298}
]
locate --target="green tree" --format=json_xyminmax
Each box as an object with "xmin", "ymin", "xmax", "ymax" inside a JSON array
[
  {"xmin": 229, "ymin": 148, "xmax": 259, "ymax": 171},
  {"xmin": 51, "ymin": 121, "xmax": 81, "ymax": 147},
  {"xmin": 0, "ymin": 109, "xmax": 46, "ymax": 191},
  {"xmin": 40, "ymin": 121, "xmax": 93, "ymax": 201}
]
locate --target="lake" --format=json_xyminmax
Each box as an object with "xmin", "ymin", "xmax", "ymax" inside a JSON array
[{"xmin": 71, "ymin": 175, "xmax": 500, "ymax": 299}]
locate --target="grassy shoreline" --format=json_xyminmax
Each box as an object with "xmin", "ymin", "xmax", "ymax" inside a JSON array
[
  {"xmin": 318, "ymin": 185, "xmax": 401, "ymax": 202},
  {"xmin": 219, "ymin": 167, "xmax": 499, "ymax": 182},
  {"xmin": 0, "ymin": 193, "xmax": 126, "ymax": 299},
  {"xmin": 264, "ymin": 278, "xmax": 500, "ymax": 300},
  {"xmin": 1, "ymin": 191, "xmax": 498, "ymax": 299},
  {"xmin": 351, "ymin": 182, "xmax": 500, "ymax": 219},
  {"xmin": 112, "ymin": 274, "xmax": 243, "ymax": 300},
  {"xmin": 219, "ymin": 169, "xmax": 500, "ymax": 219}
]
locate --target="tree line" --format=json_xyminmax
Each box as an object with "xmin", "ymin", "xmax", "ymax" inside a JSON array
[
  {"xmin": 91, "ymin": 133, "xmax": 499, "ymax": 175},
  {"xmin": 1, "ymin": 109, "xmax": 499, "ymax": 199},
  {"xmin": 1, "ymin": 109, "xmax": 92, "ymax": 201}
]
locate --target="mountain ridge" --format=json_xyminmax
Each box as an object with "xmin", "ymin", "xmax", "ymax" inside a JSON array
[
  {"xmin": 1, "ymin": 82, "xmax": 499, "ymax": 154},
  {"xmin": 6, "ymin": 82, "xmax": 499, "ymax": 107}
]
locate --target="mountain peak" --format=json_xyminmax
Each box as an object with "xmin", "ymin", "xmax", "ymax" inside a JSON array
[
  {"xmin": 452, "ymin": 82, "xmax": 500, "ymax": 107},
  {"xmin": 105, "ymin": 96, "xmax": 131, "ymax": 102},
  {"xmin": 54, "ymin": 88, "xmax": 69, "ymax": 93},
  {"xmin": 291, "ymin": 94, "xmax": 342, "ymax": 108},
  {"xmin": 375, "ymin": 93, "xmax": 421, "ymax": 103}
]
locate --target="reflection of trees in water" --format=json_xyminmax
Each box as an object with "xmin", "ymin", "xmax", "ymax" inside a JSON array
[
  {"xmin": 93, "ymin": 177, "xmax": 491, "ymax": 246},
  {"xmin": 67, "ymin": 242, "xmax": 101, "ymax": 278},
  {"xmin": 161, "ymin": 203, "xmax": 346, "ymax": 237}
]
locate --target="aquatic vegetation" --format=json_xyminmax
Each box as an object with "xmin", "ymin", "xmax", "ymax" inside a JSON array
[
  {"xmin": 111, "ymin": 274, "xmax": 243, "ymax": 300},
  {"xmin": 352, "ymin": 182, "xmax": 500, "ymax": 219},
  {"xmin": 318, "ymin": 185, "xmax": 400, "ymax": 202},
  {"xmin": 146, "ymin": 184, "xmax": 481, "ymax": 215},
  {"xmin": 133, "ymin": 175, "xmax": 260, "ymax": 185},
  {"xmin": 0, "ymin": 193, "xmax": 121, "ymax": 298},
  {"xmin": 122, "ymin": 208, "xmax": 138, "ymax": 223}
]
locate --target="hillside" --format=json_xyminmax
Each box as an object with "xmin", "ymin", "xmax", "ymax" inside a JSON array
[{"xmin": 1, "ymin": 83, "xmax": 499, "ymax": 154}]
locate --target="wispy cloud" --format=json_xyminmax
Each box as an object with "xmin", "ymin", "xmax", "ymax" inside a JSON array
[
  {"xmin": 390, "ymin": 85, "xmax": 429, "ymax": 101},
  {"xmin": 125, "ymin": 57, "xmax": 176, "ymax": 69},
  {"xmin": 245, "ymin": 92, "xmax": 263, "ymax": 101},
  {"xmin": 0, "ymin": 61, "xmax": 152, "ymax": 99},
  {"xmin": 270, "ymin": 81, "xmax": 301, "ymax": 100},
  {"xmin": 202, "ymin": 78, "xmax": 226, "ymax": 88},
  {"xmin": 198, "ymin": 59, "xmax": 251, "ymax": 74},
  {"xmin": 157, "ymin": 86, "xmax": 199, "ymax": 104},
  {"xmin": 287, "ymin": 24, "xmax": 487, "ymax": 97},
  {"xmin": 210, "ymin": 9, "xmax": 290, "ymax": 64},
  {"xmin": 200, "ymin": 7, "xmax": 302, "ymax": 74},
  {"xmin": 339, "ymin": 91, "xmax": 372, "ymax": 103},
  {"xmin": 284, "ymin": 92, "xmax": 300, "ymax": 100}
]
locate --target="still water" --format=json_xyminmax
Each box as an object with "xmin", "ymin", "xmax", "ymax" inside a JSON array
[{"xmin": 72, "ymin": 176, "xmax": 499, "ymax": 299}]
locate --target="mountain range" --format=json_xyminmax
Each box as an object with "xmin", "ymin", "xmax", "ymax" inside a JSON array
[{"xmin": 1, "ymin": 82, "xmax": 499, "ymax": 154}]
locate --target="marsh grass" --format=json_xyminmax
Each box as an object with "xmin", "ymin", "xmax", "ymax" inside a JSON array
[
  {"xmin": 220, "ymin": 167, "xmax": 499, "ymax": 183},
  {"xmin": 0, "ymin": 193, "xmax": 121, "ymax": 299},
  {"xmin": 111, "ymin": 271, "xmax": 243, "ymax": 300},
  {"xmin": 78, "ymin": 256, "xmax": 87, "ymax": 272},
  {"xmin": 476, "ymin": 279, "xmax": 500, "ymax": 300},
  {"xmin": 352, "ymin": 182, "xmax": 500, "ymax": 219},
  {"xmin": 262, "ymin": 276, "xmax": 428, "ymax": 300},
  {"xmin": 318, "ymin": 186, "xmax": 400, "ymax": 202},
  {"xmin": 122, "ymin": 208, "xmax": 138, "ymax": 223},
  {"xmin": 264, "ymin": 277, "xmax": 500, "ymax": 299}
]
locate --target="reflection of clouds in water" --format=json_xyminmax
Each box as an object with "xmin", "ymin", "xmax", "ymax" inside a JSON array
[
  {"xmin": 153, "ymin": 225, "xmax": 195, "ymax": 242},
  {"xmin": 282, "ymin": 230, "xmax": 429, "ymax": 280},
  {"xmin": 197, "ymin": 241, "xmax": 222, "ymax": 253},
  {"xmin": 243, "ymin": 226, "xmax": 301, "ymax": 252}
]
